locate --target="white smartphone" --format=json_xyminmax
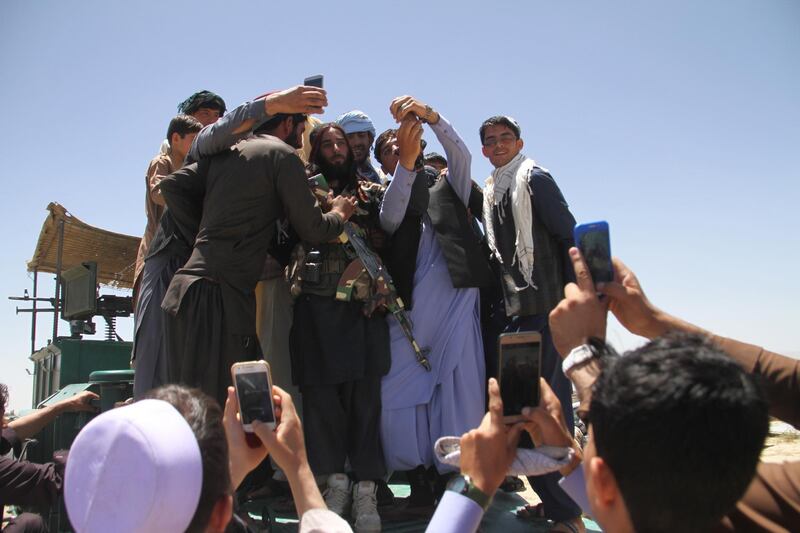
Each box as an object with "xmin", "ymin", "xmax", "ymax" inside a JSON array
[{"xmin": 231, "ymin": 360, "xmax": 276, "ymax": 432}]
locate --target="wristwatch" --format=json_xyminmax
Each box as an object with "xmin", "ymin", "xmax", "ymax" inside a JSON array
[
  {"xmin": 446, "ymin": 475, "xmax": 492, "ymax": 511},
  {"xmin": 562, "ymin": 343, "xmax": 595, "ymax": 376}
]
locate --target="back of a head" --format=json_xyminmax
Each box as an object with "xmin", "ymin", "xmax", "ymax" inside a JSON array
[
  {"xmin": 589, "ymin": 332, "xmax": 768, "ymax": 533},
  {"xmin": 178, "ymin": 90, "xmax": 227, "ymax": 116},
  {"xmin": 65, "ymin": 391, "xmax": 208, "ymax": 533},
  {"xmin": 146, "ymin": 385, "xmax": 231, "ymax": 533}
]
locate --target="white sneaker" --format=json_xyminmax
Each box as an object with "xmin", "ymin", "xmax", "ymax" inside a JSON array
[
  {"xmin": 323, "ymin": 473, "xmax": 352, "ymax": 517},
  {"xmin": 352, "ymin": 480, "xmax": 381, "ymax": 533}
]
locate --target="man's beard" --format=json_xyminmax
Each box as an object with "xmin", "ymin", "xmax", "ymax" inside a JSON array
[
  {"xmin": 285, "ymin": 126, "xmax": 303, "ymax": 149},
  {"xmin": 351, "ymin": 144, "xmax": 368, "ymax": 165},
  {"xmin": 317, "ymin": 157, "xmax": 354, "ymax": 189},
  {"xmin": 285, "ymin": 131, "xmax": 302, "ymax": 149}
]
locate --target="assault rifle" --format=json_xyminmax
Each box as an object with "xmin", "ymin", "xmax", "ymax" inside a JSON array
[
  {"xmin": 308, "ymin": 173, "xmax": 431, "ymax": 371},
  {"xmin": 337, "ymin": 223, "xmax": 431, "ymax": 371}
]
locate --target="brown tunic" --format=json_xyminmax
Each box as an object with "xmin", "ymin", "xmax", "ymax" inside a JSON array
[
  {"xmin": 713, "ymin": 336, "xmax": 800, "ymax": 532},
  {"xmin": 134, "ymin": 152, "xmax": 178, "ymax": 287}
]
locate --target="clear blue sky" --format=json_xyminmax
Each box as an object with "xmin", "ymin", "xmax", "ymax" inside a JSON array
[{"xmin": 1, "ymin": 1, "xmax": 798, "ymax": 410}]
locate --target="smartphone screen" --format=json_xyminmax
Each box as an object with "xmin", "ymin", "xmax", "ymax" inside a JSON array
[
  {"xmin": 498, "ymin": 334, "xmax": 542, "ymax": 417},
  {"xmin": 304, "ymin": 75, "xmax": 323, "ymax": 88},
  {"xmin": 234, "ymin": 371, "xmax": 275, "ymax": 425},
  {"xmin": 574, "ymin": 221, "xmax": 613, "ymax": 283}
]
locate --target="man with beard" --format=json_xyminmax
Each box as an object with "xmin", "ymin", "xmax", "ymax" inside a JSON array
[
  {"xmin": 375, "ymin": 97, "xmax": 494, "ymax": 513},
  {"xmin": 132, "ymin": 86, "xmax": 327, "ymax": 400},
  {"xmin": 289, "ymin": 123, "xmax": 389, "ymax": 532},
  {"xmin": 159, "ymin": 111, "xmax": 356, "ymax": 409},
  {"xmin": 336, "ymin": 110, "xmax": 386, "ymax": 184}
]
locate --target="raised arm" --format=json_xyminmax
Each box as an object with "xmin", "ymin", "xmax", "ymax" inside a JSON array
[
  {"xmin": 9, "ymin": 391, "xmax": 98, "ymax": 440},
  {"xmin": 389, "ymin": 96, "xmax": 472, "ymax": 204},
  {"xmin": 188, "ymin": 99, "xmax": 269, "ymax": 162},
  {"xmin": 188, "ymin": 86, "xmax": 329, "ymax": 163},
  {"xmin": 379, "ymin": 116, "xmax": 424, "ymax": 234},
  {"xmin": 430, "ymin": 115, "xmax": 472, "ymax": 204},
  {"xmin": 600, "ymin": 256, "xmax": 800, "ymax": 427}
]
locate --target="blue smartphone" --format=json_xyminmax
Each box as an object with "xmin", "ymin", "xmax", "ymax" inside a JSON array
[{"xmin": 573, "ymin": 221, "xmax": 613, "ymax": 283}]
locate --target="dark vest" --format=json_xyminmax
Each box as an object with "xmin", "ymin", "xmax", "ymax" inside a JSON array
[{"xmin": 387, "ymin": 170, "xmax": 494, "ymax": 309}]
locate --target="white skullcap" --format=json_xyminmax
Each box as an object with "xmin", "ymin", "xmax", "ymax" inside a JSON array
[{"xmin": 65, "ymin": 399, "xmax": 203, "ymax": 533}]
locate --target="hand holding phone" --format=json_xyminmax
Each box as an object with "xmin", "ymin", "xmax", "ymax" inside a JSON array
[
  {"xmin": 573, "ymin": 221, "xmax": 613, "ymax": 284},
  {"xmin": 231, "ymin": 361, "xmax": 276, "ymax": 432}
]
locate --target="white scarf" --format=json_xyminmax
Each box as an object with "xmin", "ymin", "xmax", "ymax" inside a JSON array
[{"xmin": 483, "ymin": 152, "xmax": 539, "ymax": 291}]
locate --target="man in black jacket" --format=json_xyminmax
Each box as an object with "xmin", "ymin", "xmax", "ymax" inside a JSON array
[
  {"xmin": 159, "ymin": 118, "xmax": 355, "ymax": 408},
  {"xmin": 480, "ymin": 115, "xmax": 583, "ymax": 532}
]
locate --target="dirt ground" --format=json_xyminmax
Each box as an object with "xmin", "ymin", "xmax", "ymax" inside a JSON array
[{"xmin": 761, "ymin": 420, "xmax": 800, "ymax": 463}]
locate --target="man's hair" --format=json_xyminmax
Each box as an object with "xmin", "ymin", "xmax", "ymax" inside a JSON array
[
  {"xmin": 253, "ymin": 113, "xmax": 307, "ymax": 136},
  {"xmin": 423, "ymin": 152, "xmax": 447, "ymax": 168},
  {"xmin": 589, "ymin": 333, "xmax": 768, "ymax": 533},
  {"xmin": 0, "ymin": 383, "xmax": 8, "ymax": 414},
  {"xmin": 308, "ymin": 123, "xmax": 352, "ymax": 167},
  {"xmin": 166, "ymin": 114, "xmax": 203, "ymax": 144},
  {"xmin": 479, "ymin": 115, "xmax": 521, "ymax": 144},
  {"xmin": 146, "ymin": 385, "xmax": 231, "ymax": 533},
  {"xmin": 374, "ymin": 128, "xmax": 397, "ymax": 165},
  {"xmin": 177, "ymin": 90, "xmax": 227, "ymax": 116}
]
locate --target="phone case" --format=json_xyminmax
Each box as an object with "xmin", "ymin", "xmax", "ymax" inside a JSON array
[{"xmin": 573, "ymin": 220, "xmax": 613, "ymax": 283}]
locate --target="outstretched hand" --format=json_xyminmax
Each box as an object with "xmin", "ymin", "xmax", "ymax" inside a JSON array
[
  {"xmin": 598, "ymin": 257, "xmax": 667, "ymax": 339},
  {"xmin": 549, "ymin": 247, "xmax": 608, "ymax": 357},
  {"xmin": 264, "ymin": 85, "xmax": 328, "ymax": 116},
  {"xmin": 389, "ymin": 95, "xmax": 440, "ymax": 124},
  {"xmin": 329, "ymin": 195, "xmax": 357, "ymax": 221},
  {"xmin": 251, "ymin": 386, "xmax": 309, "ymax": 476},
  {"xmin": 223, "ymin": 386, "xmax": 269, "ymax": 489},
  {"xmin": 459, "ymin": 378, "xmax": 523, "ymax": 496},
  {"xmin": 57, "ymin": 390, "xmax": 99, "ymax": 414}
]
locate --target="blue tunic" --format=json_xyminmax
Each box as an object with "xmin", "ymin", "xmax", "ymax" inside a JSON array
[{"xmin": 379, "ymin": 117, "xmax": 486, "ymax": 473}]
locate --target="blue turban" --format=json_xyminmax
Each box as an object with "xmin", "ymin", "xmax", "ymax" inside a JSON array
[{"xmin": 336, "ymin": 110, "xmax": 376, "ymax": 137}]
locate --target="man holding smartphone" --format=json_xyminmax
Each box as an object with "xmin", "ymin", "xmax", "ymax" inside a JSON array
[
  {"xmin": 159, "ymin": 100, "xmax": 356, "ymax": 409},
  {"xmin": 479, "ymin": 116, "xmax": 582, "ymax": 532}
]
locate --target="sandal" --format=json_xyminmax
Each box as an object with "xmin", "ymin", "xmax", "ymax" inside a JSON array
[
  {"xmin": 515, "ymin": 502, "xmax": 546, "ymax": 520},
  {"xmin": 499, "ymin": 476, "xmax": 525, "ymax": 493},
  {"xmin": 549, "ymin": 518, "xmax": 584, "ymax": 533}
]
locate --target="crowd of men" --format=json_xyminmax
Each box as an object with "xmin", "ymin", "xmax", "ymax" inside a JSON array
[
  {"xmin": 124, "ymin": 85, "xmax": 586, "ymax": 532},
  {"xmin": 1, "ymin": 84, "xmax": 797, "ymax": 533}
]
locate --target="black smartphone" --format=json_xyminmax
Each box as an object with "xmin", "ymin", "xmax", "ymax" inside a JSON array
[
  {"xmin": 303, "ymin": 74, "xmax": 324, "ymax": 88},
  {"xmin": 573, "ymin": 220, "xmax": 613, "ymax": 283},
  {"xmin": 497, "ymin": 332, "xmax": 542, "ymax": 422}
]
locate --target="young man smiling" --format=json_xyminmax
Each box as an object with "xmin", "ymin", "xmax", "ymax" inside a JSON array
[{"xmin": 479, "ymin": 116, "xmax": 582, "ymax": 532}]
